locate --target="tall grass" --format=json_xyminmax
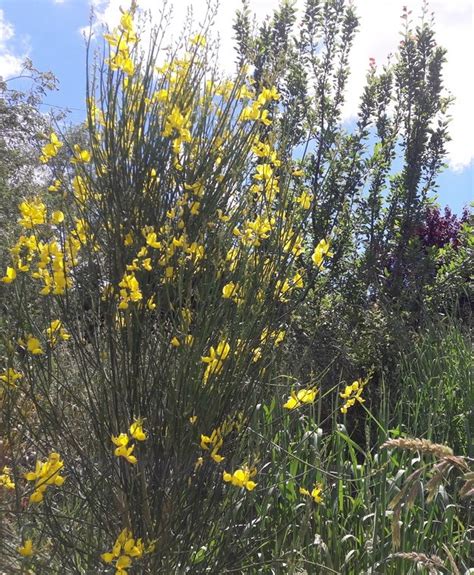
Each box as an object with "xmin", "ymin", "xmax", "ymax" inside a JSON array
[
  {"xmin": 395, "ymin": 320, "xmax": 473, "ymax": 455},
  {"xmin": 234, "ymin": 322, "xmax": 472, "ymax": 573}
]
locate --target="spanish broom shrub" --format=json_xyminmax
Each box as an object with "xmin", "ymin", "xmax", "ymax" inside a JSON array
[{"xmin": 0, "ymin": 4, "xmax": 333, "ymax": 573}]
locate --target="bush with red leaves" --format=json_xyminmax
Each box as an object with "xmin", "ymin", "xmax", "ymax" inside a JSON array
[{"xmin": 416, "ymin": 206, "xmax": 470, "ymax": 250}]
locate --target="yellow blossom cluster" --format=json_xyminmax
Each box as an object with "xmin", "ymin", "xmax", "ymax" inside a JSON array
[
  {"xmin": 39, "ymin": 132, "xmax": 63, "ymax": 163},
  {"xmin": 104, "ymin": 9, "xmax": 137, "ymax": 76},
  {"xmin": 233, "ymin": 215, "xmax": 275, "ymax": 247},
  {"xmin": 222, "ymin": 281, "xmax": 243, "ymax": 305},
  {"xmin": 275, "ymin": 271, "xmax": 304, "ymax": 303},
  {"xmin": 295, "ymin": 189, "xmax": 313, "ymax": 210},
  {"xmin": 281, "ymin": 229, "xmax": 305, "ymax": 257},
  {"xmin": 283, "ymin": 388, "xmax": 318, "ymax": 410},
  {"xmin": 23, "ymin": 335, "xmax": 43, "ymax": 355},
  {"xmin": 46, "ymin": 319, "xmax": 71, "ymax": 346},
  {"xmin": 4, "ymin": 217, "xmax": 82, "ymax": 296},
  {"xmin": 118, "ymin": 272, "xmax": 143, "ymax": 309},
  {"xmin": 101, "ymin": 527, "xmax": 154, "ymax": 575},
  {"xmin": 112, "ymin": 420, "xmax": 147, "ymax": 464},
  {"xmin": 198, "ymin": 414, "xmax": 245, "ymax": 466},
  {"xmin": 18, "ymin": 199, "xmax": 47, "ymax": 228},
  {"xmin": 17, "ymin": 539, "xmax": 34, "ymax": 557},
  {"xmin": 71, "ymin": 144, "xmax": 91, "ymax": 164},
  {"xmin": 0, "ymin": 466, "xmax": 15, "ymax": 489},
  {"xmin": 0, "ymin": 368, "xmax": 22, "ymax": 386},
  {"xmin": 252, "ymin": 327, "xmax": 286, "ymax": 362},
  {"xmin": 1, "ymin": 266, "xmax": 16, "ymax": 283},
  {"xmin": 201, "ymin": 339, "xmax": 231, "ymax": 384},
  {"xmin": 200, "ymin": 428, "xmax": 225, "ymax": 463},
  {"xmin": 340, "ymin": 379, "xmax": 367, "ymax": 413},
  {"xmin": 112, "ymin": 221, "xmax": 208, "ymax": 310},
  {"xmin": 162, "ymin": 105, "xmax": 192, "ymax": 157},
  {"xmin": 24, "ymin": 452, "xmax": 65, "ymax": 504},
  {"xmin": 170, "ymin": 334, "xmax": 194, "ymax": 347},
  {"xmin": 312, "ymin": 239, "xmax": 333, "ymax": 269},
  {"xmin": 240, "ymin": 86, "xmax": 280, "ymax": 126},
  {"xmin": 223, "ymin": 466, "xmax": 257, "ymax": 491},
  {"xmin": 300, "ymin": 482, "xmax": 324, "ymax": 504},
  {"xmin": 48, "ymin": 179, "xmax": 62, "ymax": 193}
]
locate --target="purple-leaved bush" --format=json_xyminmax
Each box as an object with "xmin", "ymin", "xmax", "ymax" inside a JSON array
[{"xmin": 416, "ymin": 206, "xmax": 470, "ymax": 249}]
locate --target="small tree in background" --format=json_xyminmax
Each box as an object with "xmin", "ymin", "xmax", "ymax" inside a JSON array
[{"xmin": 234, "ymin": 0, "xmax": 469, "ymax": 396}]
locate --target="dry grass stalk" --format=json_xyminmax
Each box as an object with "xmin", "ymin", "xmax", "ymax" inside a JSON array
[
  {"xmin": 391, "ymin": 552, "xmax": 445, "ymax": 574},
  {"xmin": 381, "ymin": 438, "xmax": 453, "ymax": 458}
]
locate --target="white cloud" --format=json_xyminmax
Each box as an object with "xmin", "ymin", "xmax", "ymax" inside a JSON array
[
  {"xmin": 0, "ymin": 9, "xmax": 25, "ymax": 78},
  {"xmin": 88, "ymin": 0, "xmax": 473, "ymax": 170}
]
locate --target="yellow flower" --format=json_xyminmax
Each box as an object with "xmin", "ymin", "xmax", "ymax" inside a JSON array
[
  {"xmin": 71, "ymin": 144, "xmax": 91, "ymax": 164},
  {"xmin": 101, "ymin": 527, "xmax": 152, "ymax": 572},
  {"xmin": 0, "ymin": 466, "xmax": 15, "ymax": 489},
  {"xmin": 295, "ymin": 190, "xmax": 313, "ymax": 209},
  {"xmin": 120, "ymin": 11, "xmax": 134, "ymax": 34},
  {"xmin": 112, "ymin": 433, "xmax": 138, "ymax": 464},
  {"xmin": 118, "ymin": 272, "xmax": 142, "ymax": 308},
  {"xmin": 142, "ymin": 258, "xmax": 152, "ymax": 271},
  {"xmin": 48, "ymin": 179, "xmax": 62, "ymax": 192},
  {"xmin": 101, "ymin": 552, "xmax": 114, "ymax": 563},
  {"xmin": 340, "ymin": 378, "xmax": 367, "ymax": 413},
  {"xmin": 24, "ymin": 452, "xmax": 65, "ymax": 503},
  {"xmin": 116, "ymin": 555, "xmax": 131, "ymax": 569},
  {"xmin": 260, "ymin": 327, "xmax": 286, "ymax": 347},
  {"xmin": 170, "ymin": 336, "xmax": 181, "ymax": 347},
  {"xmin": 29, "ymin": 490, "xmax": 44, "ymax": 503},
  {"xmin": 18, "ymin": 538, "xmax": 34, "ymax": 557},
  {"xmin": 201, "ymin": 339, "xmax": 231, "ymax": 383},
  {"xmin": 26, "ymin": 335, "xmax": 43, "ymax": 355},
  {"xmin": 114, "ymin": 444, "xmax": 137, "ymax": 465},
  {"xmin": 189, "ymin": 201, "xmax": 200, "ymax": 216},
  {"xmin": 200, "ymin": 426, "xmax": 226, "ymax": 463},
  {"xmin": 0, "ymin": 368, "xmax": 22, "ymax": 386},
  {"xmin": 283, "ymin": 388, "xmax": 318, "ymax": 410},
  {"xmin": 222, "ymin": 282, "xmax": 239, "ymax": 300},
  {"xmin": 162, "ymin": 106, "xmax": 192, "ymax": 142},
  {"xmin": 18, "ymin": 199, "xmax": 47, "ymax": 228},
  {"xmin": 300, "ymin": 483, "xmax": 324, "ymax": 504},
  {"xmin": 40, "ymin": 132, "xmax": 63, "ymax": 163},
  {"xmin": 145, "ymin": 231, "xmax": 161, "ymax": 249},
  {"xmin": 129, "ymin": 420, "xmax": 147, "ymax": 441},
  {"xmin": 292, "ymin": 168, "xmax": 305, "ymax": 177},
  {"xmin": 72, "ymin": 175, "xmax": 89, "ymax": 204},
  {"xmin": 190, "ymin": 34, "xmax": 206, "ymax": 47},
  {"xmin": 311, "ymin": 239, "xmax": 333, "ymax": 269},
  {"xmin": 223, "ymin": 466, "xmax": 257, "ymax": 491},
  {"xmin": 254, "ymin": 163, "xmax": 273, "ymax": 181},
  {"xmin": 51, "ymin": 210, "xmax": 65, "ymax": 225},
  {"xmin": 46, "ymin": 320, "xmax": 70, "ymax": 346},
  {"xmin": 1, "ymin": 266, "xmax": 16, "ymax": 283},
  {"xmin": 112, "ymin": 433, "xmax": 129, "ymax": 447}
]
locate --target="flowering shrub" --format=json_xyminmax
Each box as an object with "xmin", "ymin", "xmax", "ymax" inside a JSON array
[{"xmin": 0, "ymin": 4, "xmax": 334, "ymax": 572}]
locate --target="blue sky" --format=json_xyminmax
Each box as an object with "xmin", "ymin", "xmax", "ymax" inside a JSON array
[{"xmin": 0, "ymin": 0, "xmax": 472, "ymax": 213}]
